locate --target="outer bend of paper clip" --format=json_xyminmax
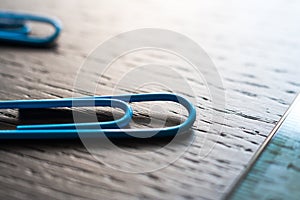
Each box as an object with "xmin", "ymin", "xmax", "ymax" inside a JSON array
[
  {"xmin": 17, "ymin": 93, "xmax": 196, "ymax": 139},
  {"xmin": 0, "ymin": 98, "xmax": 133, "ymax": 139},
  {"xmin": 0, "ymin": 11, "xmax": 62, "ymax": 46},
  {"xmin": 94, "ymin": 93, "xmax": 196, "ymax": 138}
]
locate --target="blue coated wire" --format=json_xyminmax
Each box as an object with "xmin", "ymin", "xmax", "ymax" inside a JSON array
[
  {"xmin": 0, "ymin": 11, "xmax": 62, "ymax": 46},
  {"xmin": 0, "ymin": 98, "xmax": 133, "ymax": 139},
  {"xmin": 0, "ymin": 93, "xmax": 196, "ymax": 139}
]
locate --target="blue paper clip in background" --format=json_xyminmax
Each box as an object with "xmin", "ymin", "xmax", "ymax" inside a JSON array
[
  {"xmin": 0, "ymin": 11, "xmax": 62, "ymax": 46},
  {"xmin": 0, "ymin": 93, "xmax": 196, "ymax": 139}
]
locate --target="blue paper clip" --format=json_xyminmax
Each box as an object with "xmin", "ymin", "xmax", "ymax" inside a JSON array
[
  {"xmin": 0, "ymin": 93, "xmax": 196, "ymax": 139},
  {"xmin": 0, "ymin": 11, "xmax": 62, "ymax": 46}
]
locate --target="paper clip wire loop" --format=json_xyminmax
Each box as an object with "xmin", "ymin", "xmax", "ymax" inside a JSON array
[
  {"xmin": 0, "ymin": 11, "xmax": 62, "ymax": 46},
  {"xmin": 0, "ymin": 98, "xmax": 133, "ymax": 139},
  {"xmin": 0, "ymin": 93, "xmax": 196, "ymax": 139}
]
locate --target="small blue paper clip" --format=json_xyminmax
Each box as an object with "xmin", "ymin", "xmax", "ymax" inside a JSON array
[
  {"xmin": 0, "ymin": 11, "xmax": 62, "ymax": 46},
  {"xmin": 0, "ymin": 93, "xmax": 196, "ymax": 139}
]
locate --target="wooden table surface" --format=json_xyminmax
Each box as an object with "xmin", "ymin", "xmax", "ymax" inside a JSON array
[{"xmin": 1, "ymin": 0, "xmax": 300, "ymax": 199}]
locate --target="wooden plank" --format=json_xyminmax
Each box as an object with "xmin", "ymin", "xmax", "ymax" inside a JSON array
[{"xmin": 0, "ymin": 0, "xmax": 300, "ymax": 199}]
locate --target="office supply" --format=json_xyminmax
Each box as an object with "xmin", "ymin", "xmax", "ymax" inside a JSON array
[
  {"xmin": 0, "ymin": 93, "xmax": 196, "ymax": 139},
  {"xmin": 0, "ymin": 98, "xmax": 132, "ymax": 139},
  {"xmin": 0, "ymin": 11, "xmax": 61, "ymax": 46}
]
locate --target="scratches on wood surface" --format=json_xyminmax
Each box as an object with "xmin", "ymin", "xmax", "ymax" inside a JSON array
[{"xmin": 0, "ymin": 0, "xmax": 300, "ymax": 199}]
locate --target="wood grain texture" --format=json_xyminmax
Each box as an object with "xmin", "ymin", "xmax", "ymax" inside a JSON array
[{"xmin": 0, "ymin": 0, "xmax": 300, "ymax": 199}]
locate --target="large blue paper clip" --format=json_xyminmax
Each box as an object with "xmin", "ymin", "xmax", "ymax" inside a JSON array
[
  {"xmin": 0, "ymin": 11, "xmax": 62, "ymax": 46},
  {"xmin": 0, "ymin": 93, "xmax": 196, "ymax": 139}
]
